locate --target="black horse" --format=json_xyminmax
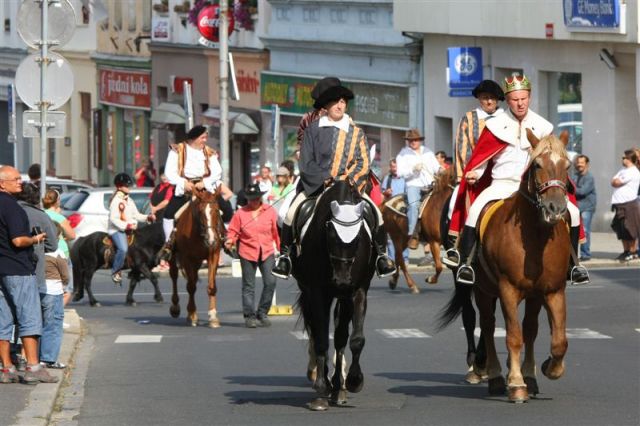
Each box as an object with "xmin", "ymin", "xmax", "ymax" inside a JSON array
[
  {"xmin": 71, "ymin": 222, "xmax": 165, "ymax": 306},
  {"xmin": 293, "ymin": 180, "xmax": 376, "ymax": 411}
]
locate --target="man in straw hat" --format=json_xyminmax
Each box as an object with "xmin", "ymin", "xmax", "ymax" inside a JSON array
[
  {"xmin": 395, "ymin": 128, "xmax": 442, "ymax": 249},
  {"xmin": 271, "ymin": 76, "xmax": 396, "ymax": 279},
  {"xmin": 444, "ymin": 74, "xmax": 589, "ymax": 286}
]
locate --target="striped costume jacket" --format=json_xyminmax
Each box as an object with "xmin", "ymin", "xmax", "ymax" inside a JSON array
[
  {"xmin": 299, "ymin": 117, "xmax": 370, "ymax": 195},
  {"xmin": 454, "ymin": 108, "xmax": 503, "ymax": 180}
]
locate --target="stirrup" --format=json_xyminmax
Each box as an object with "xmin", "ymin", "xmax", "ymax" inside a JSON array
[
  {"xmin": 442, "ymin": 248, "xmax": 461, "ymax": 268},
  {"xmin": 375, "ymin": 255, "xmax": 397, "ymax": 278},
  {"xmin": 456, "ymin": 264, "xmax": 475, "ymax": 285},
  {"xmin": 271, "ymin": 255, "xmax": 292, "ymax": 279},
  {"xmin": 570, "ymin": 265, "xmax": 590, "ymax": 286}
]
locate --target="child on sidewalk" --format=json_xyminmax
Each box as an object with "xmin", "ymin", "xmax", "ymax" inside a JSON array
[{"xmin": 40, "ymin": 246, "xmax": 69, "ymax": 369}]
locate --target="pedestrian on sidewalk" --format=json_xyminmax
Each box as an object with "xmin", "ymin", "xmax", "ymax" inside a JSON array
[
  {"xmin": 224, "ymin": 183, "xmax": 280, "ymax": 328},
  {"xmin": 572, "ymin": 155, "xmax": 597, "ymax": 260},
  {"xmin": 0, "ymin": 166, "xmax": 57, "ymax": 385},
  {"xmin": 40, "ymin": 245, "xmax": 69, "ymax": 369},
  {"xmin": 610, "ymin": 149, "xmax": 640, "ymax": 261}
]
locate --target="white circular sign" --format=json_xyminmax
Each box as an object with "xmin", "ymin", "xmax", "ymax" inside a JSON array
[
  {"xmin": 15, "ymin": 52, "xmax": 74, "ymax": 110},
  {"xmin": 454, "ymin": 53, "xmax": 478, "ymax": 77},
  {"xmin": 17, "ymin": 0, "xmax": 76, "ymax": 49}
]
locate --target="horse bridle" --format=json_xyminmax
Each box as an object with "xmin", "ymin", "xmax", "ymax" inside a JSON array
[
  {"xmin": 326, "ymin": 215, "xmax": 363, "ymax": 265},
  {"xmin": 520, "ymin": 162, "xmax": 567, "ymax": 208}
]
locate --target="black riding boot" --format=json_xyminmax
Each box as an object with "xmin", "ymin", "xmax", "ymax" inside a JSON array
[
  {"xmin": 443, "ymin": 234, "xmax": 460, "ymax": 269},
  {"xmin": 374, "ymin": 227, "xmax": 397, "ymax": 278},
  {"xmin": 456, "ymin": 226, "xmax": 477, "ymax": 285},
  {"xmin": 272, "ymin": 224, "xmax": 293, "ymax": 279},
  {"xmin": 569, "ymin": 227, "xmax": 590, "ymax": 285},
  {"xmin": 156, "ymin": 228, "xmax": 176, "ymax": 263}
]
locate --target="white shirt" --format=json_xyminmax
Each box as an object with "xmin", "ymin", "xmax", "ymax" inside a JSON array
[
  {"xmin": 475, "ymin": 108, "xmax": 554, "ymax": 181},
  {"xmin": 108, "ymin": 191, "xmax": 148, "ymax": 235},
  {"xmin": 611, "ymin": 166, "xmax": 640, "ymax": 204},
  {"xmin": 396, "ymin": 145, "xmax": 442, "ymax": 188},
  {"xmin": 44, "ymin": 250, "xmax": 66, "ymax": 295},
  {"xmin": 165, "ymin": 144, "xmax": 222, "ymax": 197},
  {"xmin": 318, "ymin": 114, "xmax": 351, "ymax": 132}
]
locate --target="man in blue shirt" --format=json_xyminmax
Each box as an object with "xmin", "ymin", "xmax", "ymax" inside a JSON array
[
  {"xmin": 572, "ymin": 155, "xmax": 597, "ymax": 261},
  {"xmin": 381, "ymin": 159, "xmax": 409, "ymax": 264},
  {"xmin": 0, "ymin": 166, "xmax": 57, "ymax": 384}
]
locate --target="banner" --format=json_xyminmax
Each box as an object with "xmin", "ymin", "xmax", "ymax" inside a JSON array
[{"xmin": 564, "ymin": 0, "xmax": 620, "ymax": 29}]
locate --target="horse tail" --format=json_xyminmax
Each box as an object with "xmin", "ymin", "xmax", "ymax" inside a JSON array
[
  {"xmin": 295, "ymin": 290, "xmax": 313, "ymax": 340},
  {"xmin": 435, "ymin": 281, "xmax": 473, "ymax": 331}
]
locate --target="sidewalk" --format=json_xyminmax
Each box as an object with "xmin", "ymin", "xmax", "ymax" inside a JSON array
[
  {"xmin": 2, "ymin": 309, "xmax": 82, "ymax": 426},
  {"xmin": 2, "ymin": 233, "xmax": 636, "ymax": 425}
]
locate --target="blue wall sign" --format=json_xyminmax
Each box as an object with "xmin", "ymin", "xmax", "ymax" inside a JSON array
[
  {"xmin": 447, "ymin": 47, "xmax": 482, "ymax": 98},
  {"xmin": 564, "ymin": 0, "xmax": 620, "ymax": 28}
]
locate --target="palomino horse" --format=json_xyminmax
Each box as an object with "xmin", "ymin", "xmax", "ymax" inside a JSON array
[
  {"xmin": 381, "ymin": 167, "xmax": 456, "ymax": 292},
  {"xmin": 440, "ymin": 130, "xmax": 573, "ymax": 402},
  {"xmin": 293, "ymin": 180, "xmax": 376, "ymax": 411},
  {"xmin": 71, "ymin": 222, "xmax": 165, "ymax": 307},
  {"xmin": 169, "ymin": 187, "xmax": 224, "ymax": 327}
]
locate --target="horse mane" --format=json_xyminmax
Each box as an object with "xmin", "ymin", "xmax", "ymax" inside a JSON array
[
  {"xmin": 433, "ymin": 167, "xmax": 456, "ymax": 192},
  {"xmin": 527, "ymin": 133, "xmax": 569, "ymax": 169}
]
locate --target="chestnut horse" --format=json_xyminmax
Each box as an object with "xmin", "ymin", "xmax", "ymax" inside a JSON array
[
  {"xmin": 381, "ymin": 167, "xmax": 456, "ymax": 292},
  {"xmin": 169, "ymin": 188, "xmax": 224, "ymax": 327},
  {"xmin": 440, "ymin": 130, "xmax": 573, "ymax": 402}
]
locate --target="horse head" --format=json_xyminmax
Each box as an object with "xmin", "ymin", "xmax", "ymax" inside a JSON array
[
  {"xmin": 192, "ymin": 187, "xmax": 222, "ymax": 249},
  {"xmin": 524, "ymin": 129, "xmax": 572, "ymax": 225},
  {"xmin": 323, "ymin": 180, "xmax": 369, "ymax": 287}
]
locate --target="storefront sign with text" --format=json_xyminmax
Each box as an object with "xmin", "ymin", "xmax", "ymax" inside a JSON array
[{"xmin": 99, "ymin": 69, "xmax": 151, "ymax": 110}]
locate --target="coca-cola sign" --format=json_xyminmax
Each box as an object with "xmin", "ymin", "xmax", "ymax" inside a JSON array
[{"xmin": 196, "ymin": 4, "xmax": 234, "ymax": 43}]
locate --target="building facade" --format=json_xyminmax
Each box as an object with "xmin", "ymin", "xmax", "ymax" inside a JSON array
[
  {"xmin": 261, "ymin": 0, "xmax": 422, "ymax": 177},
  {"xmin": 394, "ymin": 0, "xmax": 640, "ymax": 230}
]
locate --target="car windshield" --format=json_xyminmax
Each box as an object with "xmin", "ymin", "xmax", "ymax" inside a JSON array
[{"xmin": 61, "ymin": 191, "xmax": 89, "ymax": 211}]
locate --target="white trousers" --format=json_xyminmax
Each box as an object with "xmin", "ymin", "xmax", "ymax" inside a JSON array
[
  {"xmin": 465, "ymin": 179, "xmax": 580, "ymax": 228},
  {"xmin": 284, "ymin": 191, "xmax": 383, "ymax": 226}
]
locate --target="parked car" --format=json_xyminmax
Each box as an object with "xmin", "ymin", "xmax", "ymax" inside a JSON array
[
  {"xmin": 557, "ymin": 121, "xmax": 582, "ymax": 161},
  {"xmin": 19, "ymin": 174, "xmax": 94, "ymax": 203},
  {"xmin": 61, "ymin": 187, "xmax": 152, "ymax": 238}
]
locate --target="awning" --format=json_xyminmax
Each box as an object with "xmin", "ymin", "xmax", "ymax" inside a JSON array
[
  {"xmin": 150, "ymin": 102, "xmax": 186, "ymax": 124},
  {"xmin": 201, "ymin": 108, "xmax": 260, "ymax": 135}
]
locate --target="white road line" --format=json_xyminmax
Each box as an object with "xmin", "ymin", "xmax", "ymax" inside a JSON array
[
  {"xmin": 636, "ymin": 328, "xmax": 640, "ymax": 333},
  {"xmin": 467, "ymin": 327, "xmax": 611, "ymax": 339},
  {"xmin": 376, "ymin": 329, "xmax": 430, "ymax": 338},
  {"xmin": 115, "ymin": 335, "xmax": 163, "ymax": 343},
  {"xmin": 290, "ymin": 331, "xmax": 333, "ymax": 340}
]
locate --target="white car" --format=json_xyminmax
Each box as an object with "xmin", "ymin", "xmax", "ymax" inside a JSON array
[{"xmin": 62, "ymin": 187, "xmax": 153, "ymax": 238}]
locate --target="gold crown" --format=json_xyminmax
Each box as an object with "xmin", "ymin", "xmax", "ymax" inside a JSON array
[{"xmin": 503, "ymin": 74, "xmax": 531, "ymax": 93}]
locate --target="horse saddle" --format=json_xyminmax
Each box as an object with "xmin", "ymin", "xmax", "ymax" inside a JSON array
[
  {"xmin": 477, "ymin": 200, "xmax": 504, "ymax": 243},
  {"xmin": 418, "ymin": 185, "xmax": 435, "ymax": 219},
  {"xmin": 383, "ymin": 194, "xmax": 407, "ymax": 217},
  {"xmin": 101, "ymin": 234, "xmax": 135, "ymax": 269}
]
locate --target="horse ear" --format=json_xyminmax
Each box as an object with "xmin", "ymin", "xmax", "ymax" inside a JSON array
[
  {"xmin": 526, "ymin": 128, "xmax": 539, "ymax": 148},
  {"xmin": 559, "ymin": 130, "xmax": 569, "ymax": 146},
  {"xmin": 330, "ymin": 201, "xmax": 340, "ymax": 217}
]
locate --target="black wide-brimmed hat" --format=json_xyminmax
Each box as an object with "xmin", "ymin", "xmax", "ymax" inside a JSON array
[
  {"xmin": 311, "ymin": 77, "xmax": 354, "ymax": 109},
  {"xmin": 244, "ymin": 183, "xmax": 265, "ymax": 200},
  {"xmin": 187, "ymin": 125, "xmax": 208, "ymax": 140},
  {"xmin": 472, "ymin": 80, "xmax": 505, "ymax": 101}
]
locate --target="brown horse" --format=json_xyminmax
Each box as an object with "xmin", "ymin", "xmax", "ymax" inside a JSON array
[
  {"xmin": 169, "ymin": 188, "xmax": 224, "ymax": 327},
  {"xmin": 381, "ymin": 167, "xmax": 456, "ymax": 292},
  {"xmin": 444, "ymin": 130, "xmax": 573, "ymax": 402}
]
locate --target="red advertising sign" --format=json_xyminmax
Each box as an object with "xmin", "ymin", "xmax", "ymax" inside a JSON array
[
  {"xmin": 197, "ymin": 4, "xmax": 234, "ymax": 43},
  {"xmin": 99, "ymin": 69, "xmax": 151, "ymax": 110},
  {"xmin": 172, "ymin": 76, "xmax": 194, "ymax": 94}
]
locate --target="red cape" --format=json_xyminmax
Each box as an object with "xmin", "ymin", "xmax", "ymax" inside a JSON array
[{"xmin": 449, "ymin": 128, "xmax": 585, "ymax": 240}]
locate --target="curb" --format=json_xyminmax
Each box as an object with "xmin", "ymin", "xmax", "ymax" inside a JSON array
[{"xmin": 12, "ymin": 309, "xmax": 83, "ymax": 426}]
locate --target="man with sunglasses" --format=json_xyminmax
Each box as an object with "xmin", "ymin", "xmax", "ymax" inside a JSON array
[
  {"xmin": 0, "ymin": 166, "xmax": 58, "ymax": 384},
  {"xmin": 444, "ymin": 75, "xmax": 589, "ymax": 286}
]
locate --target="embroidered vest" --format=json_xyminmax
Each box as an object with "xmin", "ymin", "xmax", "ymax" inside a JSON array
[{"xmin": 176, "ymin": 142, "xmax": 214, "ymax": 178}]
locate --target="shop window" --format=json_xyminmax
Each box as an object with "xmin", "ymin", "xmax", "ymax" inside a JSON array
[
  {"xmin": 127, "ymin": 0, "xmax": 136, "ymax": 32},
  {"xmin": 549, "ymin": 72, "xmax": 582, "ymax": 156},
  {"xmin": 142, "ymin": 0, "xmax": 151, "ymax": 32},
  {"xmin": 113, "ymin": 1, "xmax": 122, "ymax": 31},
  {"xmin": 81, "ymin": 5, "xmax": 90, "ymax": 25},
  {"xmin": 434, "ymin": 116, "xmax": 453, "ymax": 158},
  {"xmin": 47, "ymin": 138, "xmax": 56, "ymax": 175}
]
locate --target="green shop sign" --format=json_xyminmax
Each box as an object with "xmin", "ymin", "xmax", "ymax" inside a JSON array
[{"xmin": 261, "ymin": 72, "xmax": 410, "ymax": 129}]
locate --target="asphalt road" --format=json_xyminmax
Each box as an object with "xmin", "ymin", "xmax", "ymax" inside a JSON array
[{"xmin": 60, "ymin": 267, "xmax": 639, "ymax": 426}]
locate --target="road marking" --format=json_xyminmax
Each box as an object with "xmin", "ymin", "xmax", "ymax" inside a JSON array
[
  {"xmin": 636, "ymin": 328, "xmax": 640, "ymax": 333},
  {"xmin": 290, "ymin": 331, "xmax": 333, "ymax": 340},
  {"xmin": 376, "ymin": 329, "xmax": 430, "ymax": 338},
  {"xmin": 469, "ymin": 327, "xmax": 611, "ymax": 339},
  {"xmin": 115, "ymin": 335, "xmax": 163, "ymax": 343}
]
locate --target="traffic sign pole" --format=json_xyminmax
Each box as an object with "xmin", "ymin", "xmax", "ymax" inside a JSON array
[{"xmin": 39, "ymin": 0, "xmax": 49, "ymax": 201}]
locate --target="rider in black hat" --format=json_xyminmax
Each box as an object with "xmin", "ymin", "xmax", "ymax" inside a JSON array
[{"xmin": 271, "ymin": 77, "xmax": 396, "ymax": 279}]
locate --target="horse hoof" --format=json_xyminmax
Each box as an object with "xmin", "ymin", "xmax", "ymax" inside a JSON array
[
  {"xmin": 307, "ymin": 369, "xmax": 317, "ymax": 383},
  {"xmin": 426, "ymin": 276, "xmax": 438, "ymax": 285},
  {"xmin": 524, "ymin": 376, "xmax": 539, "ymax": 396},
  {"xmin": 90, "ymin": 302, "xmax": 101, "ymax": 307},
  {"xmin": 464, "ymin": 369, "xmax": 483, "ymax": 385},
  {"xmin": 388, "ymin": 279, "xmax": 397, "ymax": 290},
  {"xmin": 155, "ymin": 296, "xmax": 164, "ymax": 303},
  {"xmin": 346, "ymin": 372, "xmax": 363, "ymax": 393},
  {"xmin": 488, "ymin": 376, "xmax": 506, "ymax": 395},
  {"xmin": 330, "ymin": 389, "xmax": 348, "ymax": 405},
  {"xmin": 309, "ymin": 398, "xmax": 329, "ymax": 411},
  {"xmin": 189, "ymin": 319, "xmax": 197, "ymax": 327},
  {"xmin": 508, "ymin": 385, "xmax": 529, "ymax": 403},
  {"xmin": 169, "ymin": 305, "xmax": 180, "ymax": 318},
  {"xmin": 541, "ymin": 356, "xmax": 564, "ymax": 380},
  {"xmin": 125, "ymin": 300, "xmax": 137, "ymax": 307},
  {"xmin": 409, "ymin": 285, "xmax": 420, "ymax": 294},
  {"xmin": 208, "ymin": 319, "xmax": 221, "ymax": 328}
]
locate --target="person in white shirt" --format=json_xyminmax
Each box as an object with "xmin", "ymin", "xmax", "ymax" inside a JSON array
[
  {"xmin": 158, "ymin": 125, "xmax": 223, "ymax": 261},
  {"xmin": 395, "ymin": 129, "xmax": 442, "ymax": 249},
  {"xmin": 610, "ymin": 149, "xmax": 640, "ymax": 260}
]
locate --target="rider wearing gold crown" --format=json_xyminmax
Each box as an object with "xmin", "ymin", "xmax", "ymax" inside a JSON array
[
  {"xmin": 444, "ymin": 74, "xmax": 589, "ymax": 286},
  {"xmin": 271, "ymin": 77, "xmax": 396, "ymax": 280}
]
